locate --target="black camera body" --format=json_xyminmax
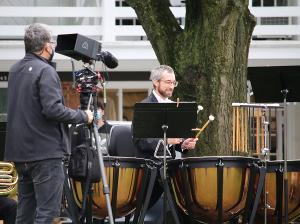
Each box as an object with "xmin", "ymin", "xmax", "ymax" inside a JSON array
[
  {"xmin": 56, "ymin": 34, "xmax": 102, "ymax": 63},
  {"xmin": 55, "ymin": 33, "xmax": 118, "ymax": 109},
  {"xmin": 55, "ymin": 33, "xmax": 118, "ymax": 68}
]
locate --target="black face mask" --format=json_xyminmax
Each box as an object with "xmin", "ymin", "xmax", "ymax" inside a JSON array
[{"xmin": 48, "ymin": 47, "xmax": 54, "ymax": 62}]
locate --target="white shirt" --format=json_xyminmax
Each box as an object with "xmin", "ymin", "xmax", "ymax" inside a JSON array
[{"xmin": 152, "ymin": 90, "xmax": 172, "ymax": 103}]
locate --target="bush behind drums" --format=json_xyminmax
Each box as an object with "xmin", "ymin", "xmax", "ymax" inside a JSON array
[{"xmin": 167, "ymin": 156, "xmax": 260, "ymax": 223}]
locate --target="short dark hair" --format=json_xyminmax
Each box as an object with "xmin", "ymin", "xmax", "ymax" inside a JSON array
[
  {"xmin": 24, "ymin": 23, "xmax": 52, "ymax": 53},
  {"xmin": 97, "ymin": 100, "xmax": 105, "ymax": 110}
]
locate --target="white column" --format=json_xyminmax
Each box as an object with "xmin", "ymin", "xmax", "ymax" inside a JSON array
[{"xmin": 101, "ymin": 0, "xmax": 116, "ymax": 41}]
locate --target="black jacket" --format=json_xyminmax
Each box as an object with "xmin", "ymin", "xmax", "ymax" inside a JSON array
[
  {"xmin": 70, "ymin": 122, "xmax": 112, "ymax": 149},
  {"xmin": 5, "ymin": 53, "xmax": 87, "ymax": 162},
  {"xmin": 132, "ymin": 92, "xmax": 185, "ymax": 159}
]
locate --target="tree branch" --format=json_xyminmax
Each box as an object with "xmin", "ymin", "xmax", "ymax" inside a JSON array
[
  {"xmin": 126, "ymin": 0, "xmax": 182, "ymax": 64},
  {"xmin": 185, "ymin": 0, "xmax": 203, "ymax": 31}
]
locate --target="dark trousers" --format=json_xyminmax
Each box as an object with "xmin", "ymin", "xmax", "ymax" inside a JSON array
[
  {"xmin": 15, "ymin": 158, "xmax": 65, "ymax": 224},
  {"xmin": 0, "ymin": 196, "xmax": 17, "ymax": 224}
]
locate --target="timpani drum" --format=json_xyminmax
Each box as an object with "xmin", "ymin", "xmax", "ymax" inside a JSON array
[
  {"xmin": 255, "ymin": 160, "xmax": 300, "ymax": 223},
  {"xmin": 168, "ymin": 156, "xmax": 260, "ymax": 223},
  {"xmin": 70, "ymin": 156, "xmax": 155, "ymax": 219}
]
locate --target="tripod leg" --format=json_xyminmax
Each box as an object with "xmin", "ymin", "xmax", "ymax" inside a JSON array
[
  {"xmin": 63, "ymin": 166, "xmax": 80, "ymax": 224},
  {"xmin": 92, "ymin": 123, "xmax": 114, "ymax": 224}
]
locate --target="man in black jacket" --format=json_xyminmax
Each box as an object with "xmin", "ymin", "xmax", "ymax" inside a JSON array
[
  {"xmin": 4, "ymin": 23, "xmax": 93, "ymax": 224},
  {"xmin": 133, "ymin": 65, "xmax": 198, "ymax": 211},
  {"xmin": 133, "ymin": 65, "xmax": 197, "ymax": 159}
]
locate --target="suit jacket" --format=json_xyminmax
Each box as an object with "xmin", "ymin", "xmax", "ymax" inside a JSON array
[{"xmin": 132, "ymin": 92, "xmax": 185, "ymax": 159}]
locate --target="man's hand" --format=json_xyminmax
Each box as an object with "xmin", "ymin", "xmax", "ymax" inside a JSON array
[
  {"xmin": 167, "ymin": 138, "xmax": 183, "ymax": 145},
  {"xmin": 84, "ymin": 110, "xmax": 94, "ymax": 124},
  {"xmin": 181, "ymin": 138, "xmax": 198, "ymax": 150}
]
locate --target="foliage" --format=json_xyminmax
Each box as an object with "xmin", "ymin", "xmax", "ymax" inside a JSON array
[{"xmin": 126, "ymin": 0, "xmax": 256, "ymax": 156}]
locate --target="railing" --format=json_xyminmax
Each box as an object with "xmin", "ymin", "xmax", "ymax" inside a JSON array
[
  {"xmin": 0, "ymin": 0, "xmax": 299, "ymax": 41},
  {"xmin": 249, "ymin": 6, "xmax": 300, "ymax": 39}
]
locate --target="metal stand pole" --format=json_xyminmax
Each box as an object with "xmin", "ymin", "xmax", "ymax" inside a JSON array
[
  {"xmin": 261, "ymin": 107, "xmax": 270, "ymax": 224},
  {"xmin": 157, "ymin": 124, "xmax": 181, "ymax": 224},
  {"xmin": 162, "ymin": 124, "xmax": 168, "ymax": 224},
  {"xmin": 82, "ymin": 93, "xmax": 114, "ymax": 224},
  {"xmin": 281, "ymin": 89, "xmax": 289, "ymax": 224},
  {"xmin": 90, "ymin": 94, "xmax": 114, "ymax": 224}
]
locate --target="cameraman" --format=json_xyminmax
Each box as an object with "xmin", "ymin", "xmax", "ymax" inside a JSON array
[{"xmin": 4, "ymin": 23, "xmax": 93, "ymax": 224}]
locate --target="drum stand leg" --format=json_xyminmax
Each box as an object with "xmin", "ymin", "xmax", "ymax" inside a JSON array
[
  {"xmin": 243, "ymin": 163, "xmax": 266, "ymax": 224},
  {"xmin": 275, "ymin": 168, "xmax": 284, "ymax": 224},
  {"xmin": 133, "ymin": 163, "xmax": 157, "ymax": 224},
  {"xmin": 179, "ymin": 164, "xmax": 196, "ymax": 224},
  {"xmin": 156, "ymin": 167, "xmax": 181, "ymax": 224}
]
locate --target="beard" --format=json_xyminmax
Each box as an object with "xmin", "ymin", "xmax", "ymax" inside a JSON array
[{"xmin": 157, "ymin": 87, "xmax": 173, "ymax": 99}]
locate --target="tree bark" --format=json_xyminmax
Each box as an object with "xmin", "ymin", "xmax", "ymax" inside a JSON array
[{"xmin": 126, "ymin": 0, "xmax": 256, "ymax": 156}]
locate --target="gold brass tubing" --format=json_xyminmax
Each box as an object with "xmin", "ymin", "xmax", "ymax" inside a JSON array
[
  {"xmin": 0, "ymin": 162, "xmax": 18, "ymax": 196},
  {"xmin": 0, "ymin": 162, "xmax": 14, "ymax": 174}
]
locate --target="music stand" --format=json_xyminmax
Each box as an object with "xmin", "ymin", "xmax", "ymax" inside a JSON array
[
  {"xmin": 133, "ymin": 102, "xmax": 197, "ymax": 224},
  {"xmin": 248, "ymin": 65, "xmax": 300, "ymax": 224}
]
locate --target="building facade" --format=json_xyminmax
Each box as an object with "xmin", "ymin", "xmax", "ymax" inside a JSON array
[{"xmin": 0, "ymin": 0, "xmax": 300, "ymax": 120}]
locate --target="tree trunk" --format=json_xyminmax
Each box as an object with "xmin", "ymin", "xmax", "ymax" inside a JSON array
[{"xmin": 126, "ymin": 0, "xmax": 256, "ymax": 156}]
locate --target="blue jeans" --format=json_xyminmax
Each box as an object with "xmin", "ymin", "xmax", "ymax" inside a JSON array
[{"xmin": 15, "ymin": 158, "xmax": 65, "ymax": 224}]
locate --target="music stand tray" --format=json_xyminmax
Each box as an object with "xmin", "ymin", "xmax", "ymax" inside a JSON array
[{"xmin": 132, "ymin": 102, "xmax": 197, "ymax": 138}]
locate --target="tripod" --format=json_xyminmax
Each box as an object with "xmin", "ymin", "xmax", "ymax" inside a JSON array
[{"xmin": 82, "ymin": 93, "xmax": 114, "ymax": 224}]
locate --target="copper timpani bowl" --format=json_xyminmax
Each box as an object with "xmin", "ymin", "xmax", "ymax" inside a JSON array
[
  {"xmin": 71, "ymin": 156, "xmax": 152, "ymax": 219},
  {"xmin": 167, "ymin": 156, "xmax": 259, "ymax": 223},
  {"xmin": 255, "ymin": 160, "xmax": 300, "ymax": 223}
]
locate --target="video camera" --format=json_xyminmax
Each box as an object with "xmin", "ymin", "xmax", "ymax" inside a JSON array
[
  {"xmin": 55, "ymin": 33, "xmax": 118, "ymax": 67},
  {"xmin": 55, "ymin": 34, "xmax": 118, "ymax": 109}
]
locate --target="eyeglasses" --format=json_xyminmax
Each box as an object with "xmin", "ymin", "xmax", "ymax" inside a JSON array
[
  {"xmin": 159, "ymin": 80, "xmax": 178, "ymax": 87},
  {"xmin": 49, "ymin": 41, "xmax": 56, "ymax": 46}
]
